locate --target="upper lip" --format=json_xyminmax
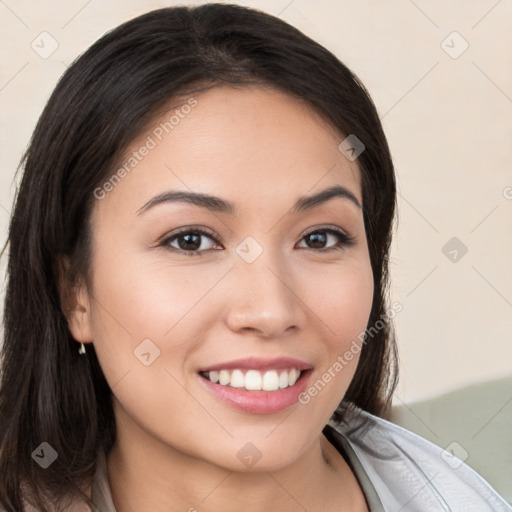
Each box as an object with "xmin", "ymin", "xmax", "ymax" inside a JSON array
[{"xmin": 198, "ymin": 357, "xmax": 313, "ymax": 373}]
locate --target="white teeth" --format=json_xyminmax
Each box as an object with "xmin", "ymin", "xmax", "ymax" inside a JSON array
[
  {"xmin": 262, "ymin": 370, "xmax": 279, "ymax": 391},
  {"xmin": 230, "ymin": 369, "xmax": 245, "ymax": 388},
  {"xmin": 279, "ymin": 370, "xmax": 289, "ymax": 389},
  {"xmin": 245, "ymin": 370, "xmax": 262, "ymax": 390},
  {"xmin": 219, "ymin": 370, "xmax": 230, "ymax": 386},
  {"xmin": 204, "ymin": 368, "xmax": 302, "ymax": 391},
  {"xmin": 288, "ymin": 368, "xmax": 300, "ymax": 386}
]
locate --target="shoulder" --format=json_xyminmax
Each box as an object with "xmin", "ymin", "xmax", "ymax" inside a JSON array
[{"xmin": 328, "ymin": 405, "xmax": 511, "ymax": 511}]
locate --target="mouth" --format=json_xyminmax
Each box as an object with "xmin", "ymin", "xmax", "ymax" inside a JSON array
[{"xmin": 196, "ymin": 357, "xmax": 313, "ymax": 414}]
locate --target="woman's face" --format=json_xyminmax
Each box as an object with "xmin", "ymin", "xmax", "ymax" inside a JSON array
[{"xmin": 71, "ymin": 85, "xmax": 374, "ymax": 471}]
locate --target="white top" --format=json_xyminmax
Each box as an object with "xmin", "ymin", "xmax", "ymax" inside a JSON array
[{"xmin": 85, "ymin": 406, "xmax": 511, "ymax": 510}]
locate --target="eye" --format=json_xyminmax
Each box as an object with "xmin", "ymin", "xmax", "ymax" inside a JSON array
[
  {"xmin": 297, "ymin": 227, "xmax": 355, "ymax": 251},
  {"xmin": 160, "ymin": 227, "xmax": 222, "ymax": 256}
]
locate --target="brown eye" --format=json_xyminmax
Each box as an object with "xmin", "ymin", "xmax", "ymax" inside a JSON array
[
  {"xmin": 298, "ymin": 228, "xmax": 355, "ymax": 251},
  {"xmin": 173, "ymin": 233, "xmax": 203, "ymax": 251},
  {"xmin": 161, "ymin": 228, "xmax": 222, "ymax": 256}
]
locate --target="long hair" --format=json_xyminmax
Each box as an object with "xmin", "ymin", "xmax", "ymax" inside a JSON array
[{"xmin": 0, "ymin": 4, "xmax": 398, "ymax": 510}]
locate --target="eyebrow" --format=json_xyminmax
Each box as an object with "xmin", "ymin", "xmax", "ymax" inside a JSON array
[{"xmin": 136, "ymin": 184, "xmax": 361, "ymax": 216}]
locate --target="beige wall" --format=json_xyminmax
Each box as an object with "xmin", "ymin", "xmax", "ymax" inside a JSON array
[{"xmin": 1, "ymin": 0, "xmax": 511, "ymax": 405}]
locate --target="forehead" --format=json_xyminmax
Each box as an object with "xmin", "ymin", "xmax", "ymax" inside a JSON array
[{"xmin": 95, "ymin": 84, "xmax": 362, "ymax": 218}]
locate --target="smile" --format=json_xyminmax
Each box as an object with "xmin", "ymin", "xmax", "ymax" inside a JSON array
[{"xmin": 197, "ymin": 356, "xmax": 313, "ymax": 414}]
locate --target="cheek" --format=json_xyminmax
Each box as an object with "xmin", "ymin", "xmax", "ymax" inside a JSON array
[
  {"xmin": 86, "ymin": 260, "xmax": 219, "ymax": 426},
  {"xmin": 296, "ymin": 256, "xmax": 374, "ymax": 409},
  {"xmin": 303, "ymin": 255, "xmax": 374, "ymax": 346}
]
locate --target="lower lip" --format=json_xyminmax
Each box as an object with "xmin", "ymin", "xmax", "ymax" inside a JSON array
[{"xmin": 198, "ymin": 370, "xmax": 312, "ymax": 414}]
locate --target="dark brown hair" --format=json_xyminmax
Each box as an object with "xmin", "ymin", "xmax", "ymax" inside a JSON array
[{"xmin": 0, "ymin": 4, "xmax": 398, "ymax": 510}]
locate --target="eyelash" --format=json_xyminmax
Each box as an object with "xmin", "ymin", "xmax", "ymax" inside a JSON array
[{"xmin": 159, "ymin": 226, "xmax": 356, "ymax": 257}]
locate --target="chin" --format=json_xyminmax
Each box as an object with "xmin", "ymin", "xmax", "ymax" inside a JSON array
[{"xmin": 213, "ymin": 433, "xmax": 313, "ymax": 474}]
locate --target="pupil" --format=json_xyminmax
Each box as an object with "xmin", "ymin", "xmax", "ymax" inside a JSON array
[
  {"xmin": 179, "ymin": 233, "xmax": 200, "ymax": 250},
  {"xmin": 308, "ymin": 232, "xmax": 326, "ymax": 248}
]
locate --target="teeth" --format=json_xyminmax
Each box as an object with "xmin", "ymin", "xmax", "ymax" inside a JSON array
[
  {"xmin": 230, "ymin": 369, "xmax": 245, "ymax": 388},
  {"xmin": 203, "ymin": 368, "xmax": 302, "ymax": 391},
  {"xmin": 288, "ymin": 368, "xmax": 300, "ymax": 386},
  {"xmin": 279, "ymin": 370, "xmax": 289, "ymax": 389},
  {"xmin": 262, "ymin": 370, "xmax": 279, "ymax": 391},
  {"xmin": 219, "ymin": 370, "xmax": 230, "ymax": 386},
  {"xmin": 245, "ymin": 370, "xmax": 262, "ymax": 390}
]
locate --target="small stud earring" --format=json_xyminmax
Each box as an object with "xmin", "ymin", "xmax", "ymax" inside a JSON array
[{"xmin": 78, "ymin": 342, "xmax": 86, "ymax": 355}]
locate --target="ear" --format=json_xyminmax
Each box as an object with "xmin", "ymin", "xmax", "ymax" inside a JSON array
[{"xmin": 56, "ymin": 255, "xmax": 93, "ymax": 344}]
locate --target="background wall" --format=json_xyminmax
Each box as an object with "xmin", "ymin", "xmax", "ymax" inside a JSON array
[{"xmin": 1, "ymin": 0, "xmax": 511, "ymax": 498}]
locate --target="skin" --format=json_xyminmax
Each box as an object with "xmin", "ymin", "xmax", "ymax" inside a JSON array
[{"xmin": 66, "ymin": 85, "xmax": 373, "ymax": 512}]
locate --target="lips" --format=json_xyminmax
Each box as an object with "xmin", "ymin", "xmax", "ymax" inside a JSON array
[{"xmin": 196, "ymin": 357, "xmax": 313, "ymax": 414}]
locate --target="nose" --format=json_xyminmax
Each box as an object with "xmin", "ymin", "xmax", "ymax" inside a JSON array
[{"xmin": 224, "ymin": 248, "xmax": 307, "ymax": 339}]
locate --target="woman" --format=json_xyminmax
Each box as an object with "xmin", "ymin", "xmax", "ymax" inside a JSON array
[{"xmin": 0, "ymin": 4, "xmax": 509, "ymax": 511}]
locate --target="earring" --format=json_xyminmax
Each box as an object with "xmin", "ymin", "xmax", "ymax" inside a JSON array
[{"xmin": 78, "ymin": 342, "xmax": 86, "ymax": 355}]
